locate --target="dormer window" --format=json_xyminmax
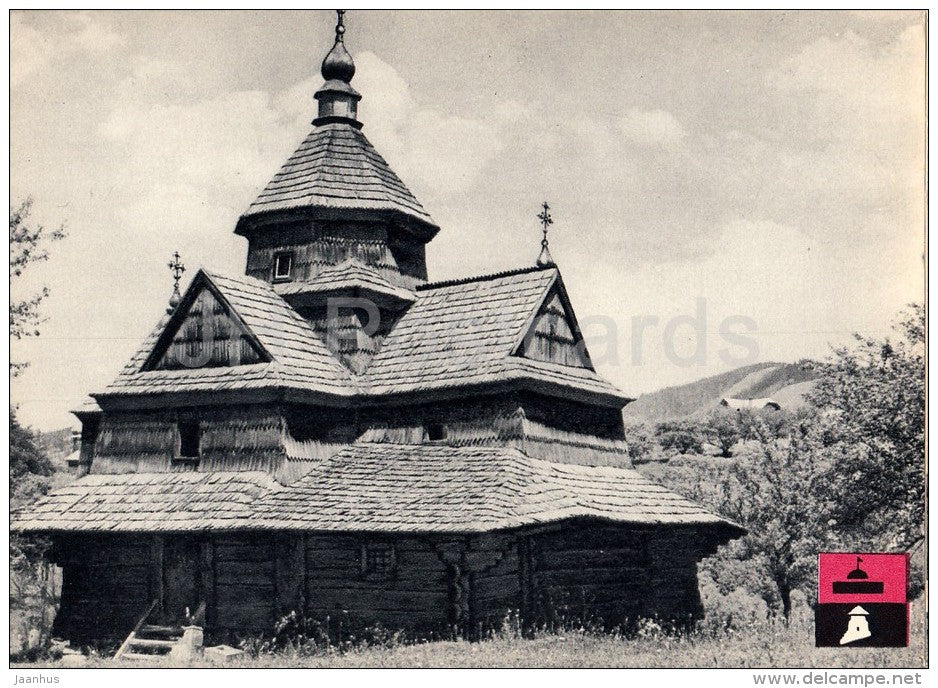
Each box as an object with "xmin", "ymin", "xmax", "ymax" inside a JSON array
[
  {"xmin": 273, "ymin": 252, "xmax": 294, "ymax": 281},
  {"xmin": 176, "ymin": 421, "xmax": 201, "ymax": 463}
]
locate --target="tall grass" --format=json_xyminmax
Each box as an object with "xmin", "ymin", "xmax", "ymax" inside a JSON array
[{"xmin": 16, "ymin": 601, "xmax": 925, "ymax": 669}]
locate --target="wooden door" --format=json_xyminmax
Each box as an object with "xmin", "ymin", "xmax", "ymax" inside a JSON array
[{"xmin": 163, "ymin": 537, "xmax": 201, "ymax": 623}]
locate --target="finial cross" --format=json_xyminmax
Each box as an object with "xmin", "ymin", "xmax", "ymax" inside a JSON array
[
  {"xmin": 168, "ymin": 251, "xmax": 186, "ymax": 291},
  {"xmin": 537, "ymin": 201, "xmax": 553, "ymax": 247},
  {"xmin": 335, "ymin": 9, "xmax": 346, "ymax": 42}
]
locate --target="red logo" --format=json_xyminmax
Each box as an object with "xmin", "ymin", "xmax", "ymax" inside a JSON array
[
  {"xmin": 815, "ymin": 552, "xmax": 908, "ymax": 647},
  {"xmin": 818, "ymin": 553, "xmax": 907, "ymax": 604}
]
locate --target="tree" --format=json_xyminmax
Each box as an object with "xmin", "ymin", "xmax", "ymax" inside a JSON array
[
  {"xmin": 624, "ymin": 421, "xmax": 659, "ymax": 463},
  {"xmin": 10, "ymin": 406, "xmax": 59, "ymax": 655},
  {"xmin": 10, "ymin": 407, "xmax": 54, "ymax": 506},
  {"xmin": 809, "ymin": 304, "xmax": 925, "ymax": 551},
  {"xmin": 705, "ymin": 408, "xmax": 741, "ymax": 457},
  {"xmin": 655, "ymin": 420, "xmax": 706, "ymax": 456},
  {"xmin": 10, "ymin": 197, "xmax": 66, "ymax": 376},
  {"xmin": 707, "ymin": 419, "xmax": 831, "ymax": 620}
]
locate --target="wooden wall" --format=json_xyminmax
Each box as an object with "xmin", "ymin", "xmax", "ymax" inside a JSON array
[
  {"xmin": 150, "ymin": 286, "xmax": 265, "ymax": 371},
  {"xmin": 519, "ymin": 522, "xmax": 710, "ymax": 630},
  {"xmin": 304, "ymin": 535, "xmax": 450, "ymax": 633},
  {"xmin": 50, "ymin": 524, "xmax": 713, "ymax": 646},
  {"xmin": 244, "ymin": 220, "xmax": 426, "ymax": 289},
  {"xmin": 53, "ymin": 535, "xmax": 151, "ymax": 643},
  {"xmin": 91, "ymin": 405, "xmax": 288, "ymax": 475}
]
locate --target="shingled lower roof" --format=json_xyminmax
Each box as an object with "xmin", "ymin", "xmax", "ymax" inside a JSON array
[
  {"xmin": 237, "ymin": 123, "xmax": 438, "ymax": 236},
  {"xmin": 12, "ymin": 444, "xmax": 742, "ymax": 537},
  {"xmin": 274, "ymin": 258, "xmax": 416, "ymax": 303},
  {"xmin": 250, "ymin": 443, "xmax": 743, "ymax": 535},
  {"xmin": 100, "ymin": 270, "xmax": 356, "ymax": 399},
  {"xmin": 11, "ymin": 471, "xmax": 278, "ymax": 533}
]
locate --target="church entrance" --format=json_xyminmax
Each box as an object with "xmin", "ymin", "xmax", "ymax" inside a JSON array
[{"xmin": 163, "ymin": 537, "xmax": 201, "ymax": 624}]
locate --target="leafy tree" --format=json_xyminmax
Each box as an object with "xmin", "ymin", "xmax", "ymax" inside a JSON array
[
  {"xmin": 10, "ymin": 197, "xmax": 66, "ymax": 375},
  {"xmin": 624, "ymin": 421, "xmax": 659, "ymax": 463},
  {"xmin": 655, "ymin": 420, "xmax": 705, "ymax": 456},
  {"xmin": 10, "ymin": 407, "xmax": 58, "ymax": 654},
  {"xmin": 709, "ymin": 421, "xmax": 831, "ymax": 619},
  {"xmin": 705, "ymin": 408, "xmax": 741, "ymax": 457},
  {"xmin": 809, "ymin": 304, "xmax": 925, "ymax": 551},
  {"xmin": 10, "ymin": 407, "xmax": 54, "ymax": 506}
]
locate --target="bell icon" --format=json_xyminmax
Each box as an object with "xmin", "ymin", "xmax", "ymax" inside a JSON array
[{"xmin": 839, "ymin": 605, "xmax": 872, "ymax": 645}]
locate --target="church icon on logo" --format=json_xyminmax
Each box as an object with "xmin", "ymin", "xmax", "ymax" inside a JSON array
[{"xmin": 839, "ymin": 605, "xmax": 871, "ymax": 645}]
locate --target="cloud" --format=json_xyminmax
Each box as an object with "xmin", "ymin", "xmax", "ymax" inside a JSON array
[
  {"xmin": 353, "ymin": 51, "xmax": 512, "ymax": 195},
  {"xmin": 617, "ymin": 107, "xmax": 687, "ymax": 151},
  {"xmin": 11, "ymin": 12, "xmax": 125, "ymax": 87}
]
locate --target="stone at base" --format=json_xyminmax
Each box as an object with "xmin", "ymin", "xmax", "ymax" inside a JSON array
[
  {"xmin": 168, "ymin": 625, "xmax": 204, "ymax": 662},
  {"xmin": 204, "ymin": 645, "xmax": 245, "ymax": 663}
]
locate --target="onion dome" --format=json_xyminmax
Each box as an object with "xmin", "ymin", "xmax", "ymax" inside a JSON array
[{"xmin": 314, "ymin": 10, "xmax": 362, "ymax": 128}]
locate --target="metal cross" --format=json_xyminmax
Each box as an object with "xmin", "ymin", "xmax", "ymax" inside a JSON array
[
  {"xmin": 335, "ymin": 10, "xmax": 346, "ymax": 42},
  {"xmin": 537, "ymin": 201, "xmax": 553, "ymax": 248},
  {"xmin": 168, "ymin": 251, "xmax": 186, "ymax": 292}
]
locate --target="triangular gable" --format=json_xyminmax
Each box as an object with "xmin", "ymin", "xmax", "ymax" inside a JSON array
[
  {"xmin": 513, "ymin": 276, "xmax": 594, "ymax": 370},
  {"xmin": 142, "ymin": 273, "xmax": 270, "ymax": 371}
]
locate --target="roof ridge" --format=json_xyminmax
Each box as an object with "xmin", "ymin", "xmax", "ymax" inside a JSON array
[{"xmin": 417, "ymin": 264, "xmax": 556, "ymax": 291}]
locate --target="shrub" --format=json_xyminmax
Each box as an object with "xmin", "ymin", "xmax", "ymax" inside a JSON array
[
  {"xmin": 704, "ymin": 409, "xmax": 741, "ymax": 457},
  {"xmin": 624, "ymin": 421, "xmax": 660, "ymax": 463},
  {"xmin": 655, "ymin": 420, "xmax": 705, "ymax": 456}
]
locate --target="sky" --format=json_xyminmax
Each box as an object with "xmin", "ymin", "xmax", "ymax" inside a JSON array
[{"xmin": 10, "ymin": 10, "xmax": 926, "ymax": 431}]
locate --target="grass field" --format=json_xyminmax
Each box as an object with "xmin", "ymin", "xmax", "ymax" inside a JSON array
[{"xmin": 16, "ymin": 602, "xmax": 926, "ymax": 669}]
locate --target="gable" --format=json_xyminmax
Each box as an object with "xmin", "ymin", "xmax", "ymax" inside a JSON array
[
  {"xmin": 144, "ymin": 284, "xmax": 269, "ymax": 371},
  {"xmin": 515, "ymin": 287, "xmax": 593, "ymax": 369}
]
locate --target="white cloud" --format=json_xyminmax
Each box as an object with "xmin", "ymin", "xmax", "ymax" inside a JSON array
[
  {"xmin": 353, "ymin": 51, "xmax": 510, "ymax": 195},
  {"xmin": 11, "ymin": 12, "xmax": 125, "ymax": 87},
  {"xmin": 617, "ymin": 107, "xmax": 687, "ymax": 151}
]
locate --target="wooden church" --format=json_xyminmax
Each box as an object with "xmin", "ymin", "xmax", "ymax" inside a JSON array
[{"xmin": 13, "ymin": 13, "xmax": 743, "ymax": 647}]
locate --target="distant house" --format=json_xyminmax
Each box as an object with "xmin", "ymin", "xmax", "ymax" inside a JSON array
[{"xmin": 720, "ymin": 397, "xmax": 782, "ymax": 412}]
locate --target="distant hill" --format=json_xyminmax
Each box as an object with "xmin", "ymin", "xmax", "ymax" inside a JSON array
[{"xmin": 623, "ymin": 362, "xmax": 816, "ymax": 423}]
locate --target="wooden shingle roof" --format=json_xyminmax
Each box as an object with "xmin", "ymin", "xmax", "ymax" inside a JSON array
[
  {"xmin": 250, "ymin": 444, "xmax": 742, "ymax": 534},
  {"xmin": 11, "ymin": 471, "xmax": 278, "ymax": 533},
  {"xmin": 12, "ymin": 444, "xmax": 742, "ymax": 537},
  {"xmin": 101, "ymin": 270, "xmax": 356, "ymax": 399},
  {"xmin": 362, "ymin": 266, "xmax": 628, "ymax": 405},
  {"xmin": 273, "ymin": 258, "xmax": 416, "ymax": 302},
  {"xmin": 237, "ymin": 123, "xmax": 438, "ymax": 237}
]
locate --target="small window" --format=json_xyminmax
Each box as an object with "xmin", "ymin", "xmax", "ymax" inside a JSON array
[
  {"xmin": 425, "ymin": 423, "xmax": 447, "ymax": 442},
  {"xmin": 273, "ymin": 252, "xmax": 294, "ymax": 281},
  {"xmin": 178, "ymin": 421, "xmax": 200, "ymax": 460},
  {"xmin": 361, "ymin": 542, "xmax": 396, "ymax": 579}
]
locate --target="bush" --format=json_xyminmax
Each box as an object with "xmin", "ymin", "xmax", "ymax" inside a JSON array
[
  {"xmin": 624, "ymin": 421, "xmax": 661, "ymax": 463},
  {"xmin": 704, "ymin": 409, "xmax": 741, "ymax": 457},
  {"xmin": 655, "ymin": 420, "xmax": 705, "ymax": 456}
]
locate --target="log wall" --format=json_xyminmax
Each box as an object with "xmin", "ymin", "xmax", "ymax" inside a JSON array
[
  {"xmin": 522, "ymin": 522, "xmax": 708, "ymax": 629},
  {"xmin": 53, "ymin": 535, "xmax": 151, "ymax": 643},
  {"xmin": 91, "ymin": 405, "xmax": 289, "ymax": 475},
  {"xmin": 50, "ymin": 525, "xmax": 712, "ymax": 645},
  {"xmin": 304, "ymin": 534, "xmax": 450, "ymax": 633},
  {"xmin": 244, "ymin": 220, "xmax": 427, "ymax": 289}
]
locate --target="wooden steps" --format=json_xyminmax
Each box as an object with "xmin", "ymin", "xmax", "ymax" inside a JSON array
[{"xmin": 114, "ymin": 600, "xmax": 185, "ymax": 662}]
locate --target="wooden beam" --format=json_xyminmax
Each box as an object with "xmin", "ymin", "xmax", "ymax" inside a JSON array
[
  {"xmin": 200, "ymin": 537, "xmax": 215, "ymax": 630},
  {"xmin": 149, "ymin": 536, "xmax": 164, "ymax": 622}
]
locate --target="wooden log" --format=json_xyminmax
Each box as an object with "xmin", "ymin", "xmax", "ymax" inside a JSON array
[
  {"xmin": 274, "ymin": 533, "xmax": 304, "ymax": 619},
  {"xmin": 215, "ymin": 602, "xmax": 275, "ymax": 629},
  {"xmin": 214, "ymin": 543, "xmax": 273, "ymax": 562},
  {"xmin": 200, "ymin": 537, "xmax": 215, "ymax": 628}
]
